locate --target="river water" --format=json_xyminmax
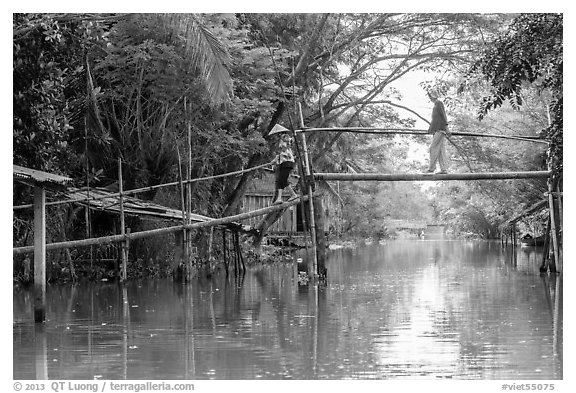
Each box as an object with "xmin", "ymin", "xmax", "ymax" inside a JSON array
[{"xmin": 13, "ymin": 240, "xmax": 562, "ymax": 380}]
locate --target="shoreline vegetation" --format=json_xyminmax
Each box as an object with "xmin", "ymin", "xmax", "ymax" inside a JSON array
[{"xmin": 13, "ymin": 230, "xmax": 498, "ymax": 285}]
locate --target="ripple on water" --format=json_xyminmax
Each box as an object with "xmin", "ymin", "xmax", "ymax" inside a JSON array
[{"xmin": 13, "ymin": 241, "xmax": 562, "ymax": 380}]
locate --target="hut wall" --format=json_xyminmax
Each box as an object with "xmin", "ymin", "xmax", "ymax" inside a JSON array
[{"xmin": 242, "ymin": 193, "xmax": 297, "ymax": 233}]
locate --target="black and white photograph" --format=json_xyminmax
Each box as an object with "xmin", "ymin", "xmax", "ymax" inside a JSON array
[{"xmin": 9, "ymin": 7, "xmax": 567, "ymax": 391}]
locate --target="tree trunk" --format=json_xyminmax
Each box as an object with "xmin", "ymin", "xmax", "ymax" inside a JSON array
[
  {"xmin": 253, "ymin": 207, "xmax": 289, "ymax": 250},
  {"xmin": 222, "ymin": 101, "xmax": 286, "ymax": 218}
]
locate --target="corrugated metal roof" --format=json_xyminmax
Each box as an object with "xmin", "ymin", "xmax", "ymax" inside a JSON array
[
  {"xmin": 13, "ymin": 165, "xmax": 72, "ymax": 190},
  {"xmin": 66, "ymin": 187, "xmax": 252, "ymax": 232},
  {"xmin": 67, "ymin": 187, "xmax": 211, "ymax": 222}
]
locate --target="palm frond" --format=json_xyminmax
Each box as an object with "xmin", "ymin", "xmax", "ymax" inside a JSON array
[{"xmin": 167, "ymin": 14, "xmax": 233, "ymax": 106}]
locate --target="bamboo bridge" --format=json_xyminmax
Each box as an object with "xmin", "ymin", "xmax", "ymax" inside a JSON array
[{"xmin": 13, "ymin": 111, "xmax": 561, "ymax": 323}]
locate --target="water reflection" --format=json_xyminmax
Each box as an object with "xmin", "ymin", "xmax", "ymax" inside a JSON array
[{"xmin": 13, "ymin": 240, "xmax": 561, "ymax": 380}]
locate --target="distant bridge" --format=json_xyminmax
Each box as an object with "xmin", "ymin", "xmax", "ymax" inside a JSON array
[{"xmin": 384, "ymin": 220, "xmax": 446, "ymax": 230}]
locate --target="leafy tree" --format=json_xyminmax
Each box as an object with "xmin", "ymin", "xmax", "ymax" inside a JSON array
[
  {"xmin": 461, "ymin": 13, "xmax": 562, "ymax": 174},
  {"xmin": 228, "ymin": 13, "xmax": 508, "ymax": 237},
  {"xmin": 13, "ymin": 13, "xmax": 102, "ymax": 174}
]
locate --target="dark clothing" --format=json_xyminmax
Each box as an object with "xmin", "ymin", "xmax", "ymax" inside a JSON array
[
  {"xmin": 428, "ymin": 100, "xmax": 448, "ymax": 134},
  {"xmin": 275, "ymin": 161, "xmax": 294, "ymax": 189}
]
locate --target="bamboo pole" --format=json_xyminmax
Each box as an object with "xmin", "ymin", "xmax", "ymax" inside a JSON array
[
  {"xmin": 548, "ymin": 179, "xmax": 561, "ymax": 272},
  {"xmin": 313, "ymin": 195, "xmax": 326, "ymax": 277},
  {"xmin": 235, "ymin": 231, "xmax": 246, "ymax": 272},
  {"xmin": 124, "ymin": 228, "xmax": 131, "ymax": 279},
  {"xmin": 540, "ymin": 215, "xmax": 551, "ymax": 273},
  {"xmin": 14, "ymin": 195, "xmax": 311, "ymax": 255},
  {"xmin": 33, "ymin": 186, "xmax": 46, "ymax": 323},
  {"xmin": 176, "ymin": 144, "xmax": 187, "ymax": 279},
  {"xmin": 500, "ymin": 199, "xmax": 549, "ymax": 229},
  {"xmin": 297, "ymin": 127, "xmax": 548, "ymax": 144},
  {"xmin": 186, "ymin": 97, "xmax": 193, "ymax": 279},
  {"xmin": 84, "ymin": 117, "xmax": 93, "ymax": 269},
  {"xmin": 119, "ymin": 158, "xmax": 127, "ymax": 282},
  {"xmin": 187, "ymin": 282, "xmax": 196, "ymax": 378},
  {"xmin": 315, "ymin": 171, "xmax": 551, "ymax": 182},
  {"xmin": 234, "ymin": 232, "xmax": 240, "ymax": 274},
  {"xmin": 555, "ymin": 182, "xmax": 563, "ymax": 267},
  {"xmin": 122, "ymin": 285, "xmax": 130, "ymax": 380},
  {"xmin": 298, "ymin": 103, "xmax": 318, "ymax": 278},
  {"xmin": 233, "ymin": 232, "xmax": 239, "ymax": 274},
  {"xmin": 222, "ymin": 230, "xmax": 228, "ymax": 276}
]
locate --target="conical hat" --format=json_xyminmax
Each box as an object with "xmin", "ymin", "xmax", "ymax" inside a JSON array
[{"xmin": 269, "ymin": 124, "xmax": 290, "ymax": 135}]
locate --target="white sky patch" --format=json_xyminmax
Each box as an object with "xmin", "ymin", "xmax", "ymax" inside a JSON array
[{"xmin": 388, "ymin": 69, "xmax": 436, "ymax": 129}]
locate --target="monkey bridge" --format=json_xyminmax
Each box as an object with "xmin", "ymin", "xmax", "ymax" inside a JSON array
[{"xmin": 13, "ymin": 112, "xmax": 560, "ymax": 323}]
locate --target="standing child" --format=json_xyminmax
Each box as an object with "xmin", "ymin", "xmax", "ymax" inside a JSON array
[{"xmin": 272, "ymin": 132, "xmax": 298, "ymax": 204}]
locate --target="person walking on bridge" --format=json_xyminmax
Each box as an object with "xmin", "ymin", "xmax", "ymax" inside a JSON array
[
  {"xmin": 426, "ymin": 91, "xmax": 450, "ymax": 174},
  {"xmin": 271, "ymin": 128, "xmax": 298, "ymax": 205}
]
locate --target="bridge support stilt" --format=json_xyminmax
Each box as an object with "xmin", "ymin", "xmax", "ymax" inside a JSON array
[
  {"xmin": 33, "ymin": 186, "xmax": 46, "ymax": 323},
  {"xmin": 313, "ymin": 195, "xmax": 327, "ymax": 278}
]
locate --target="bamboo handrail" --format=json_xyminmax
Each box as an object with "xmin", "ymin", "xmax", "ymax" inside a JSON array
[
  {"xmin": 314, "ymin": 171, "xmax": 551, "ymax": 182},
  {"xmin": 296, "ymin": 127, "xmax": 548, "ymax": 144},
  {"xmin": 13, "ymin": 160, "xmax": 276, "ymax": 211},
  {"xmin": 13, "ymin": 195, "xmax": 310, "ymax": 255}
]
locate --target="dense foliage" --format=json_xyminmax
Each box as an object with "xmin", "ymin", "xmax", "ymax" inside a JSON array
[{"xmin": 462, "ymin": 13, "xmax": 562, "ymax": 174}]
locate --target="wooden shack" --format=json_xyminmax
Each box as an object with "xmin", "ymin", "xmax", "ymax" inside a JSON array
[
  {"xmin": 242, "ymin": 171, "xmax": 341, "ymax": 236},
  {"xmin": 242, "ymin": 172, "xmax": 298, "ymax": 234}
]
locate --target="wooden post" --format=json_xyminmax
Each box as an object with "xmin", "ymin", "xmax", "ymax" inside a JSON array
[
  {"xmin": 298, "ymin": 103, "xmax": 318, "ymax": 278},
  {"xmin": 548, "ymin": 180, "xmax": 561, "ymax": 272},
  {"xmin": 119, "ymin": 158, "xmax": 127, "ymax": 282},
  {"xmin": 33, "ymin": 186, "xmax": 46, "ymax": 323}
]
